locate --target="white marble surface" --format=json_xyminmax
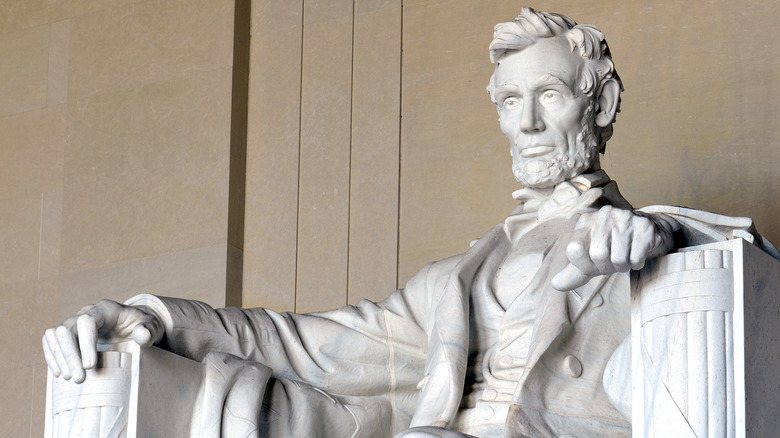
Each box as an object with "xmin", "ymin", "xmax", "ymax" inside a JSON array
[
  {"xmin": 45, "ymin": 342, "xmax": 202, "ymax": 438},
  {"xmin": 631, "ymin": 238, "xmax": 780, "ymax": 437},
  {"xmin": 40, "ymin": 7, "xmax": 778, "ymax": 438}
]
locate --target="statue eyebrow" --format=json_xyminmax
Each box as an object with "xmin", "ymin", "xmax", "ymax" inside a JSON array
[
  {"xmin": 493, "ymin": 84, "xmax": 521, "ymax": 101},
  {"xmin": 531, "ymin": 74, "xmax": 569, "ymax": 90}
]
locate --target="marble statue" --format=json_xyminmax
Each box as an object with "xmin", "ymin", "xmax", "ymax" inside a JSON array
[{"xmin": 42, "ymin": 7, "xmax": 780, "ymax": 438}]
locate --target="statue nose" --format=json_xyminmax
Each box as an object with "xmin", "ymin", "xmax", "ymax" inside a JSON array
[{"xmin": 519, "ymin": 99, "xmax": 545, "ymax": 133}]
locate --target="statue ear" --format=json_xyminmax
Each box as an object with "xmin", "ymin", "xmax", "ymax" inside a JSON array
[{"xmin": 595, "ymin": 78, "xmax": 620, "ymax": 128}]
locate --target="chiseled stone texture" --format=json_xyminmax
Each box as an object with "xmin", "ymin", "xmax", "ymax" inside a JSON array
[
  {"xmin": 67, "ymin": 0, "xmax": 234, "ymax": 100},
  {"xmin": 0, "ymin": 195, "xmax": 44, "ymax": 284},
  {"xmin": 0, "ymin": 24, "xmax": 50, "ymax": 116},
  {"xmin": 0, "ymin": 0, "xmax": 69, "ymax": 37},
  {"xmin": 0, "ymin": 279, "xmax": 57, "ymax": 370},
  {"xmin": 61, "ymin": 68, "xmax": 233, "ymax": 273},
  {"xmin": 0, "ymin": 366, "xmax": 33, "ymax": 437},
  {"xmin": 0, "ymin": 105, "xmax": 66, "ymax": 201},
  {"xmin": 1, "ymin": 0, "xmax": 238, "ymax": 434},
  {"xmin": 57, "ymin": 244, "xmax": 229, "ymax": 320}
]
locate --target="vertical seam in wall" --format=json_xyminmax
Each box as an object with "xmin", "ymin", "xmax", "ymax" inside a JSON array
[
  {"xmin": 395, "ymin": 0, "xmax": 404, "ymax": 289},
  {"xmin": 29, "ymin": 367, "xmax": 35, "ymax": 438},
  {"xmin": 346, "ymin": 0, "xmax": 356, "ymax": 305},
  {"xmin": 37, "ymin": 192, "xmax": 45, "ymax": 278},
  {"xmin": 294, "ymin": 0, "xmax": 306, "ymax": 313},
  {"xmin": 227, "ymin": 0, "xmax": 251, "ymax": 307}
]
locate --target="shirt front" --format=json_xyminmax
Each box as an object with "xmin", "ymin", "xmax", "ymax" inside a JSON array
[{"xmin": 452, "ymin": 171, "xmax": 617, "ymax": 437}]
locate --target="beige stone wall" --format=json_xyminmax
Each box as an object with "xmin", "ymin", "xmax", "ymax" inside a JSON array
[
  {"xmin": 0, "ymin": 0, "xmax": 240, "ymax": 434},
  {"xmin": 244, "ymin": 0, "xmax": 780, "ymax": 313},
  {"xmin": 242, "ymin": 0, "xmax": 402, "ymax": 312},
  {"xmin": 2, "ymin": 0, "xmax": 778, "ymax": 433},
  {"xmin": 398, "ymin": 0, "xmax": 780, "ymax": 282}
]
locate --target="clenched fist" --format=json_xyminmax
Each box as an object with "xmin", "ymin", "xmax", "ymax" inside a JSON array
[{"xmin": 552, "ymin": 206, "xmax": 680, "ymax": 291}]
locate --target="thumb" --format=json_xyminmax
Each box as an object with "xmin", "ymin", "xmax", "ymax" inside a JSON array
[
  {"xmin": 131, "ymin": 318, "xmax": 163, "ymax": 347},
  {"xmin": 552, "ymin": 263, "xmax": 590, "ymax": 291}
]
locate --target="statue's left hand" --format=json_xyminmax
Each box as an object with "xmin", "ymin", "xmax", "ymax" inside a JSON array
[
  {"xmin": 42, "ymin": 300, "xmax": 164, "ymax": 383},
  {"xmin": 551, "ymin": 206, "xmax": 679, "ymax": 291}
]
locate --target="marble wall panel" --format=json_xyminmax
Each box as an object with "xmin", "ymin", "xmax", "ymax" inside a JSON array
[
  {"xmin": 0, "ymin": 105, "xmax": 66, "ymax": 201},
  {"xmin": 67, "ymin": 0, "xmax": 234, "ymax": 100},
  {"xmin": 593, "ymin": 0, "xmax": 780, "ymax": 246},
  {"xmin": 0, "ymin": 24, "xmax": 49, "ymax": 116},
  {"xmin": 398, "ymin": 1, "xmax": 518, "ymax": 282},
  {"xmin": 60, "ymin": 68, "xmax": 233, "ymax": 273},
  {"xmin": 243, "ymin": 16, "xmax": 303, "ymax": 311},
  {"xmin": 30, "ymin": 364, "xmax": 48, "ymax": 437},
  {"xmin": 47, "ymin": 19, "xmax": 70, "ymax": 106},
  {"xmin": 250, "ymin": 0, "xmax": 303, "ymax": 33},
  {"xmin": 0, "ymin": 278, "xmax": 57, "ymax": 370},
  {"xmin": 39, "ymin": 190, "xmax": 63, "ymax": 279},
  {"xmin": 0, "ymin": 366, "xmax": 33, "ymax": 436},
  {"xmin": 57, "ymin": 244, "xmax": 229, "ymax": 320},
  {"xmin": 355, "ymin": 0, "xmax": 397, "ymax": 15},
  {"xmin": 0, "ymin": 0, "xmax": 70, "ymax": 36},
  {"xmin": 397, "ymin": 0, "xmax": 780, "ymax": 283},
  {"xmin": 69, "ymin": 0, "xmax": 134, "ymax": 18},
  {"xmin": 347, "ymin": 2, "xmax": 402, "ymax": 304},
  {"xmin": 0, "ymin": 195, "xmax": 44, "ymax": 284},
  {"xmin": 295, "ymin": 9, "xmax": 354, "ymax": 313}
]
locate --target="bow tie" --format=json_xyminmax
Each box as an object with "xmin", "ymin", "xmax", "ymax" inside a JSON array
[{"xmin": 503, "ymin": 171, "xmax": 612, "ymax": 242}]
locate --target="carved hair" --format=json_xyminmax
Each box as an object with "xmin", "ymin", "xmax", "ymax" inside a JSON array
[{"xmin": 487, "ymin": 7, "xmax": 623, "ymax": 153}]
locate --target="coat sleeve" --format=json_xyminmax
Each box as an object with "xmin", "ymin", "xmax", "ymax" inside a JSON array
[{"xmin": 127, "ymin": 261, "xmax": 452, "ymax": 397}]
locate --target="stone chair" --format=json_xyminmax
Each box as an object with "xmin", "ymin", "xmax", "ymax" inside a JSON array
[{"xmin": 45, "ymin": 238, "xmax": 780, "ymax": 438}]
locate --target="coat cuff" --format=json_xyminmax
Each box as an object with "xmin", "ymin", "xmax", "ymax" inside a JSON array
[{"xmin": 124, "ymin": 293, "xmax": 175, "ymax": 337}]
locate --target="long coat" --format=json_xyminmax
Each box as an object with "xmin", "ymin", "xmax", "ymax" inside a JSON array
[{"xmin": 134, "ymin": 181, "xmax": 772, "ymax": 438}]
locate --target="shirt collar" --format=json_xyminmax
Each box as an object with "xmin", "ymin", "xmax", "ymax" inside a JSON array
[
  {"xmin": 503, "ymin": 170, "xmax": 614, "ymax": 242},
  {"xmin": 510, "ymin": 170, "xmax": 611, "ymax": 213}
]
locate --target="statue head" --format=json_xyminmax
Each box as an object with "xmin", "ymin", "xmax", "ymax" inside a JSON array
[{"xmin": 487, "ymin": 7, "xmax": 623, "ymax": 188}]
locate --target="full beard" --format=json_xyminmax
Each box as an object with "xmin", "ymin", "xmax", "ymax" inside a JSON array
[{"xmin": 511, "ymin": 109, "xmax": 599, "ymax": 189}]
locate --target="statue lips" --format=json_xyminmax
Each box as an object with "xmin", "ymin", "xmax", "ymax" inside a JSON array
[{"xmin": 520, "ymin": 144, "xmax": 555, "ymax": 158}]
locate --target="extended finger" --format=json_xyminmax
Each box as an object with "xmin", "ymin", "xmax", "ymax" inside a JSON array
[
  {"xmin": 77, "ymin": 314, "xmax": 98, "ymax": 369},
  {"xmin": 55, "ymin": 325, "xmax": 86, "ymax": 383},
  {"xmin": 44, "ymin": 328, "xmax": 71, "ymax": 380},
  {"xmin": 629, "ymin": 219, "xmax": 655, "ymax": 270},
  {"xmin": 552, "ymin": 263, "xmax": 592, "ymax": 291},
  {"xmin": 589, "ymin": 215, "xmax": 613, "ymax": 274},
  {"xmin": 566, "ymin": 228, "xmax": 598, "ymax": 276},
  {"xmin": 610, "ymin": 224, "xmax": 632, "ymax": 272},
  {"xmin": 42, "ymin": 336, "xmax": 60, "ymax": 377}
]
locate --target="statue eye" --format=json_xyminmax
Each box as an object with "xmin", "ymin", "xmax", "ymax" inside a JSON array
[
  {"xmin": 540, "ymin": 90, "xmax": 561, "ymax": 103},
  {"xmin": 502, "ymin": 97, "xmax": 521, "ymax": 109}
]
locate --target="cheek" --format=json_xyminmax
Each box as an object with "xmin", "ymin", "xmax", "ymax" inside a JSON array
[
  {"xmin": 499, "ymin": 113, "xmax": 518, "ymax": 139},
  {"xmin": 548, "ymin": 110, "xmax": 586, "ymax": 137}
]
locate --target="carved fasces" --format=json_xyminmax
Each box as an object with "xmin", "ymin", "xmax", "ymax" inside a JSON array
[
  {"xmin": 634, "ymin": 249, "xmax": 735, "ymax": 438},
  {"xmin": 45, "ymin": 342, "xmax": 203, "ymax": 438},
  {"xmin": 47, "ymin": 351, "xmax": 131, "ymax": 438}
]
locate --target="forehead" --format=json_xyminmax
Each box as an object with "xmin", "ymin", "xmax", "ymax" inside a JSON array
[{"xmin": 493, "ymin": 36, "xmax": 582, "ymax": 90}]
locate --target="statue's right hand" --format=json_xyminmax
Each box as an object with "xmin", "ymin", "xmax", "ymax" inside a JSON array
[{"xmin": 42, "ymin": 299, "xmax": 164, "ymax": 383}]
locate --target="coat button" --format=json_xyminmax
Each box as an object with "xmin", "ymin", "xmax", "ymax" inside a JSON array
[
  {"xmin": 562, "ymin": 355, "xmax": 582, "ymax": 378},
  {"xmin": 483, "ymin": 389, "xmax": 497, "ymax": 401},
  {"xmin": 499, "ymin": 355, "xmax": 514, "ymax": 367},
  {"xmin": 479, "ymin": 406, "xmax": 495, "ymax": 420}
]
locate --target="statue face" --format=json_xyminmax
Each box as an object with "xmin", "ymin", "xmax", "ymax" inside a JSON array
[{"xmin": 493, "ymin": 36, "xmax": 600, "ymax": 188}]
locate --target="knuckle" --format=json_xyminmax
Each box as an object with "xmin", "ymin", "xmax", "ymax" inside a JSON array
[
  {"xmin": 566, "ymin": 240, "xmax": 586, "ymax": 258},
  {"xmin": 590, "ymin": 245, "xmax": 609, "ymax": 263},
  {"xmin": 610, "ymin": 251, "xmax": 626, "ymax": 265},
  {"xmin": 77, "ymin": 314, "xmax": 92, "ymax": 325},
  {"xmin": 55, "ymin": 325, "xmax": 70, "ymax": 337}
]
